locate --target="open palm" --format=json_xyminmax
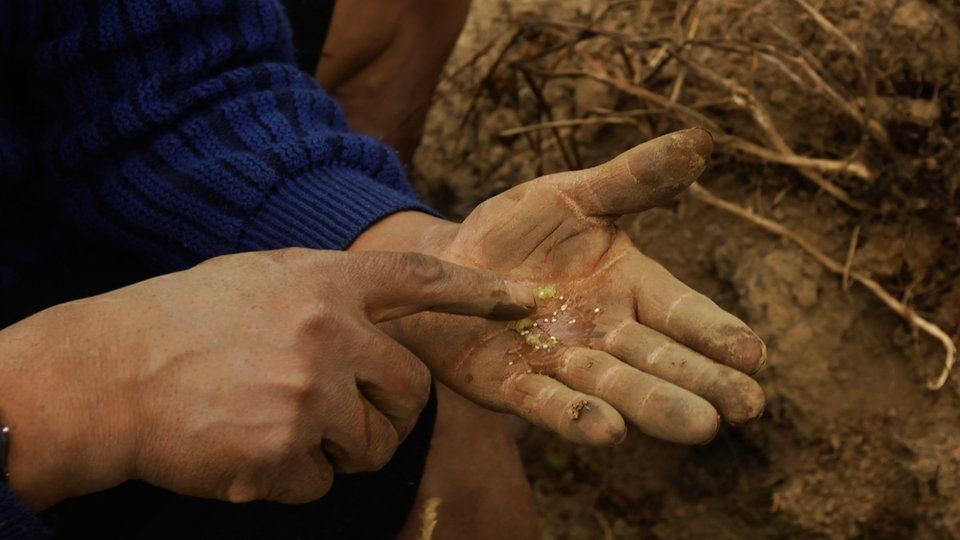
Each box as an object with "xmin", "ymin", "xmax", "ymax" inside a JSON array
[{"xmin": 399, "ymin": 129, "xmax": 765, "ymax": 445}]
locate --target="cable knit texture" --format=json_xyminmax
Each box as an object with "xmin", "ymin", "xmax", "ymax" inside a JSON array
[
  {"xmin": 0, "ymin": 483, "xmax": 54, "ymax": 540},
  {"xmin": 0, "ymin": 0, "xmax": 434, "ymax": 287},
  {"xmin": 0, "ymin": 0, "xmax": 435, "ymax": 536}
]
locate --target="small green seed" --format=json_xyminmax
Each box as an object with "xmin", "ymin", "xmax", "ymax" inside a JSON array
[
  {"xmin": 507, "ymin": 318, "xmax": 535, "ymax": 333},
  {"xmin": 544, "ymin": 452, "xmax": 570, "ymax": 472},
  {"xmin": 537, "ymin": 285, "xmax": 557, "ymax": 299}
]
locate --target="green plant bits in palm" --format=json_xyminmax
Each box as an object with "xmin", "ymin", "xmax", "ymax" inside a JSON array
[
  {"xmin": 544, "ymin": 452, "xmax": 570, "ymax": 472},
  {"xmin": 537, "ymin": 285, "xmax": 557, "ymax": 299},
  {"xmin": 525, "ymin": 334, "xmax": 559, "ymax": 348},
  {"xmin": 507, "ymin": 318, "xmax": 535, "ymax": 333}
]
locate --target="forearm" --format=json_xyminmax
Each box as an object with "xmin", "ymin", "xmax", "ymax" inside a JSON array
[{"xmin": 0, "ymin": 302, "xmax": 135, "ymax": 513}]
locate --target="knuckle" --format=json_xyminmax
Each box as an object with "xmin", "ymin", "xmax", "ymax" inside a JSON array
[
  {"xmin": 398, "ymin": 252, "xmax": 446, "ymax": 285},
  {"xmin": 285, "ymin": 364, "xmax": 317, "ymax": 409},
  {"xmin": 232, "ymin": 424, "xmax": 304, "ymax": 484},
  {"xmin": 303, "ymin": 298, "xmax": 335, "ymax": 331},
  {"xmin": 339, "ymin": 427, "xmax": 399, "ymax": 473},
  {"xmin": 267, "ymin": 472, "xmax": 331, "ymax": 504},
  {"xmin": 288, "ymin": 297, "xmax": 339, "ymax": 339},
  {"xmin": 407, "ymin": 364, "xmax": 433, "ymax": 411},
  {"xmin": 361, "ymin": 433, "xmax": 400, "ymax": 472},
  {"xmin": 308, "ymin": 466, "xmax": 335, "ymax": 498},
  {"xmin": 257, "ymin": 425, "xmax": 304, "ymax": 467}
]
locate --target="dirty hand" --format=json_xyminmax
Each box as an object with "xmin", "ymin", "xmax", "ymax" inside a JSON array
[
  {"xmin": 0, "ymin": 249, "xmax": 535, "ymax": 511},
  {"xmin": 358, "ymin": 128, "xmax": 766, "ymax": 446}
]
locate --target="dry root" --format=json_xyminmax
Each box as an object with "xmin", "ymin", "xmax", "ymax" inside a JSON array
[
  {"xmin": 688, "ymin": 183, "xmax": 957, "ymax": 390},
  {"xmin": 443, "ymin": 0, "xmax": 960, "ymax": 391}
]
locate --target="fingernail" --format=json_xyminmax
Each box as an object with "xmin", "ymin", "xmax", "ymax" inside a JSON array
[
  {"xmin": 754, "ymin": 339, "xmax": 768, "ymax": 372},
  {"xmin": 489, "ymin": 283, "xmax": 538, "ymax": 320},
  {"xmin": 685, "ymin": 127, "xmax": 714, "ymax": 159},
  {"xmin": 616, "ymin": 427, "xmax": 628, "ymax": 445},
  {"xmin": 737, "ymin": 332, "xmax": 767, "ymax": 374},
  {"xmin": 509, "ymin": 283, "xmax": 538, "ymax": 311},
  {"xmin": 697, "ymin": 414, "xmax": 722, "ymax": 445}
]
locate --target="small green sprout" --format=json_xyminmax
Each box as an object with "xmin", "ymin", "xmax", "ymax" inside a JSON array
[
  {"xmin": 537, "ymin": 284, "xmax": 557, "ymax": 299},
  {"xmin": 544, "ymin": 336, "xmax": 559, "ymax": 347},
  {"xmin": 506, "ymin": 318, "xmax": 535, "ymax": 333},
  {"xmin": 544, "ymin": 452, "xmax": 570, "ymax": 472}
]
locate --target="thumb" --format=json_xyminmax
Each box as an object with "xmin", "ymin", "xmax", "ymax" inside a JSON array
[
  {"xmin": 551, "ymin": 127, "xmax": 713, "ymax": 219},
  {"xmin": 346, "ymin": 252, "xmax": 538, "ymax": 323}
]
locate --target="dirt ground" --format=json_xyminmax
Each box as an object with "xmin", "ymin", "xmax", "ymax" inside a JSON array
[{"xmin": 410, "ymin": 0, "xmax": 960, "ymax": 538}]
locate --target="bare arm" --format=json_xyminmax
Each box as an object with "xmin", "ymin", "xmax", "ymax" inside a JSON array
[{"xmin": 0, "ymin": 250, "xmax": 533, "ymax": 512}]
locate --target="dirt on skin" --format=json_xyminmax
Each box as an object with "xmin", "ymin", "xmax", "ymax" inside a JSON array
[{"xmin": 411, "ymin": 0, "xmax": 960, "ymax": 539}]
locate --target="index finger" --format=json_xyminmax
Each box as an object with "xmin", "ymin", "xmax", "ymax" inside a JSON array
[
  {"xmin": 550, "ymin": 128, "xmax": 713, "ymax": 220},
  {"xmin": 345, "ymin": 251, "xmax": 538, "ymax": 323}
]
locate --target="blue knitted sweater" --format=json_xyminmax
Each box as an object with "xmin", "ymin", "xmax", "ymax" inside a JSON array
[{"xmin": 0, "ymin": 1, "xmax": 434, "ymax": 537}]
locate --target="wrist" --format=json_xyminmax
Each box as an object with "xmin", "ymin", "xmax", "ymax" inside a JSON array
[
  {"xmin": 348, "ymin": 211, "xmax": 458, "ymax": 257},
  {"xmin": 0, "ymin": 301, "xmax": 137, "ymax": 512}
]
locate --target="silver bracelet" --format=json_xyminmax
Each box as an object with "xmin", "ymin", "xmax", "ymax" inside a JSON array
[{"xmin": 0, "ymin": 424, "xmax": 9, "ymax": 483}]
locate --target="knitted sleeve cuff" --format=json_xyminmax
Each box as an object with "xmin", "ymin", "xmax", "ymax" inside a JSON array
[
  {"xmin": 0, "ymin": 483, "xmax": 55, "ymax": 540},
  {"xmin": 238, "ymin": 166, "xmax": 441, "ymax": 253}
]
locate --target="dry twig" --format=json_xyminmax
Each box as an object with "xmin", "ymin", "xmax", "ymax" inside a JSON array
[
  {"xmin": 500, "ymin": 113, "xmax": 653, "ymax": 136},
  {"xmin": 842, "ymin": 224, "xmax": 860, "ymax": 292},
  {"xmin": 579, "ymin": 68, "xmax": 869, "ymax": 209},
  {"xmin": 518, "ymin": 68, "xmax": 578, "ymax": 170},
  {"xmin": 791, "ymin": 0, "xmax": 863, "ymax": 61},
  {"xmin": 688, "ymin": 183, "xmax": 957, "ymax": 390}
]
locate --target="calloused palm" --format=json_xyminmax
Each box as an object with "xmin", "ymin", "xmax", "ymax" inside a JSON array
[{"xmin": 399, "ymin": 128, "xmax": 766, "ymax": 445}]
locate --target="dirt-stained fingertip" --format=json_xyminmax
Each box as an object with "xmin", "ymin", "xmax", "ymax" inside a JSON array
[
  {"xmin": 623, "ymin": 128, "xmax": 714, "ymax": 208},
  {"xmin": 706, "ymin": 324, "xmax": 768, "ymax": 375},
  {"xmin": 483, "ymin": 282, "xmax": 538, "ymax": 320},
  {"xmin": 561, "ymin": 398, "xmax": 626, "ymax": 446},
  {"xmin": 682, "ymin": 126, "xmax": 714, "ymax": 160},
  {"xmin": 634, "ymin": 386, "xmax": 720, "ymax": 445},
  {"xmin": 718, "ymin": 376, "xmax": 766, "ymax": 426},
  {"xmin": 697, "ymin": 414, "xmax": 722, "ymax": 445},
  {"xmin": 752, "ymin": 338, "xmax": 768, "ymax": 373},
  {"xmin": 509, "ymin": 282, "xmax": 538, "ymax": 310},
  {"xmin": 738, "ymin": 331, "xmax": 767, "ymax": 375}
]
